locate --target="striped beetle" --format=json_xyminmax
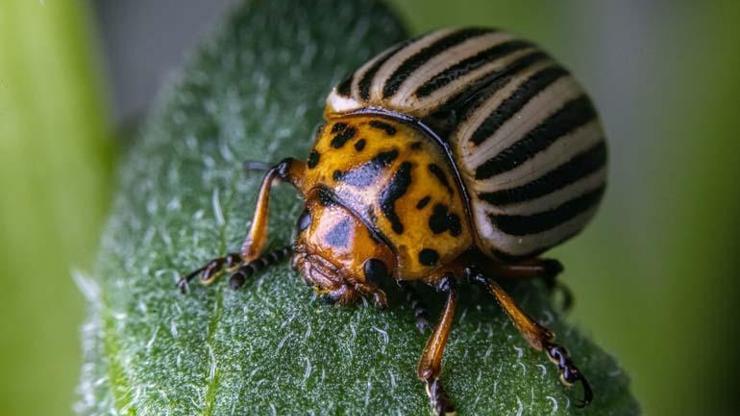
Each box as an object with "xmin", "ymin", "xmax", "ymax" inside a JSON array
[{"xmin": 180, "ymin": 27, "xmax": 605, "ymax": 415}]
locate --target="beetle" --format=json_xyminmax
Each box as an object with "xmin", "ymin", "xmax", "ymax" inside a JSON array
[{"xmin": 179, "ymin": 27, "xmax": 605, "ymax": 415}]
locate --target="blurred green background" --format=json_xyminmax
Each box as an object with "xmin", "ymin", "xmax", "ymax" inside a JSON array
[{"xmin": 1, "ymin": 0, "xmax": 738, "ymax": 415}]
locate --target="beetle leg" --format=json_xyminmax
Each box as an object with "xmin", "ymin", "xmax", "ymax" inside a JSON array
[
  {"xmin": 177, "ymin": 252, "xmax": 243, "ymax": 293},
  {"xmin": 228, "ymin": 245, "xmax": 293, "ymax": 290},
  {"xmin": 470, "ymin": 271, "xmax": 593, "ymax": 407},
  {"xmin": 417, "ymin": 276, "xmax": 457, "ymax": 416},
  {"xmin": 489, "ymin": 258, "xmax": 573, "ymax": 312},
  {"xmin": 178, "ymin": 157, "xmax": 304, "ymax": 294},
  {"xmin": 400, "ymin": 282, "xmax": 432, "ymax": 333},
  {"xmin": 178, "ymin": 246, "xmax": 293, "ymax": 294},
  {"xmin": 241, "ymin": 158, "xmax": 306, "ymax": 262}
]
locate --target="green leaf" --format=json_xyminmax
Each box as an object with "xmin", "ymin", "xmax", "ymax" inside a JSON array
[{"xmin": 78, "ymin": 0, "xmax": 639, "ymax": 414}]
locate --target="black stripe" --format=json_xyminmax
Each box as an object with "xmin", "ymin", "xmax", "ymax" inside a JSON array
[
  {"xmin": 479, "ymin": 140, "xmax": 606, "ymax": 206},
  {"xmin": 382, "ymin": 28, "xmax": 492, "ymax": 99},
  {"xmin": 379, "ymin": 161, "xmax": 413, "ymax": 234},
  {"xmin": 425, "ymin": 51, "xmax": 549, "ymax": 131},
  {"xmin": 489, "ymin": 185, "xmax": 605, "ymax": 236},
  {"xmin": 415, "ymin": 40, "xmax": 531, "ymax": 98},
  {"xmin": 336, "ymin": 73, "xmax": 353, "ymax": 97},
  {"xmin": 470, "ymin": 65, "xmax": 569, "ymax": 146},
  {"xmin": 358, "ymin": 40, "xmax": 413, "ymax": 101},
  {"xmin": 369, "ymin": 120, "xmax": 397, "ymax": 135},
  {"xmin": 474, "ymin": 95, "xmax": 597, "ymax": 180}
]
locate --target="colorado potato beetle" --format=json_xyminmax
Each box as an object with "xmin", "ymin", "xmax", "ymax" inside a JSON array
[{"xmin": 179, "ymin": 27, "xmax": 606, "ymax": 415}]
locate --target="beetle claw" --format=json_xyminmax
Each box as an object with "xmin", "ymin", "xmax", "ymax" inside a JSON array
[
  {"xmin": 176, "ymin": 265, "xmax": 208, "ymax": 294},
  {"xmin": 544, "ymin": 341, "xmax": 592, "ymax": 407}
]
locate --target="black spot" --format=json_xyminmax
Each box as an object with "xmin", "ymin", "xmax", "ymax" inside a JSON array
[
  {"xmin": 332, "ymin": 170, "xmax": 343, "ymax": 181},
  {"xmin": 336, "ymin": 149, "xmax": 399, "ymax": 187},
  {"xmin": 296, "ymin": 208, "xmax": 311, "ymax": 233},
  {"xmin": 307, "ymin": 150, "xmax": 320, "ymax": 169},
  {"xmin": 428, "ymin": 164, "xmax": 453, "ymax": 194},
  {"xmin": 418, "ymin": 249, "xmax": 439, "ymax": 266},
  {"xmin": 354, "ymin": 138, "xmax": 366, "ymax": 152},
  {"xmin": 373, "ymin": 149, "xmax": 399, "ymax": 165},
  {"xmin": 331, "ymin": 122, "xmax": 348, "ymax": 134},
  {"xmin": 416, "ymin": 196, "xmax": 431, "ymax": 210},
  {"xmin": 363, "ymin": 258, "xmax": 388, "ymax": 285},
  {"xmin": 316, "ymin": 186, "xmax": 335, "ymax": 206},
  {"xmin": 331, "ymin": 126, "xmax": 356, "ymax": 148},
  {"xmin": 429, "ymin": 204, "xmax": 462, "ymax": 236},
  {"xmin": 410, "ymin": 141, "xmax": 423, "ymax": 150},
  {"xmin": 379, "ymin": 162, "xmax": 413, "ymax": 234},
  {"xmin": 369, "ymin": 120, "xmax": 397, "ymax": 135},
  {"xmin": 325, "ymin": 217, "xmax": 351, "ymax": 249}
]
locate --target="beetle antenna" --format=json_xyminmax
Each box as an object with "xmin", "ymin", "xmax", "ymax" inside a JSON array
[{"xmin": 229, "ymin": 245, "xmax": 293, "ymax": 290}]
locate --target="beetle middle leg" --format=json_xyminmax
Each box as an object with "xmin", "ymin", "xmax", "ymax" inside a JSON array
[
  {"xmin": 400, "ymin": 282, "xmax": 432, "ymax": 333},
  {"xmin": 417, "ymin": 275, "xmax": 457, "ymax": 416},
  {"xmin": 469, "ymin": 270, "xmax": 593, "ymax": 407}
]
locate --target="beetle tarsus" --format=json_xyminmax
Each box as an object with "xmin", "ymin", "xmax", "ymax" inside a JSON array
[
  {"xmin": 425, "ymin": 377, "xmax": 456, "ymax": 416},
  {"xmin": 544, "ymin": 341, "xmax": 593, "ymax": 407}
]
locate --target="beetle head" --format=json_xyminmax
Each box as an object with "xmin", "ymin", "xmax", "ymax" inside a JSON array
[{"xmin": 291, "ymin": 192, "xmax": 394, "ymax": 307}]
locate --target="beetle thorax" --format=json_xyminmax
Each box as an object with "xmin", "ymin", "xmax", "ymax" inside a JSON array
[{"xmin": 300, "ymin": 114, "xmax": 475, "ymax": 283}]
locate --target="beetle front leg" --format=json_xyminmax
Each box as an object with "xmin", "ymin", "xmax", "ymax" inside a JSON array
[
  {"xmin": 178, "ymin": 158, "xmax": 305, "ymax": 293},
  {"xmin": 470, "ymin": 270, "xmax": 593, "ymax": 407},
  {"xmin": 417, "ymin": 276, "xmax": 457, "ymax": 416},
  {"xmin": 241, "ymin": 158, "xmax": 306, "ymax": 262}
]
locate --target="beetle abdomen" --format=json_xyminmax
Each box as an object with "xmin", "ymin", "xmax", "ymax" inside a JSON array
[{"xmin": 326, "ymin": 27, "xmax": 607, "ymax": 259}]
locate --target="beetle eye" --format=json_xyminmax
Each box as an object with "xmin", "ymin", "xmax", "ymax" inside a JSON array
[
  {"xmin": 296, "ymin": 208, "xmax": 311, "ymax": 233},
  {"xmin": 363, "ymin": 258, "xmax": 388, "ymax": 285}
]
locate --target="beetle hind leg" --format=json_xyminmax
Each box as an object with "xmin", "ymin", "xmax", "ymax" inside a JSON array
[
  {"xmin": 488, "ymin": 258, "xmax": 574, "ymax": 312},
  {"xmin": 470, "ymin": 270, "xmax": 592, "ymax": 407}
]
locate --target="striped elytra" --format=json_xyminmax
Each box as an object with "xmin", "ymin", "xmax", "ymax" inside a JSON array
[{"xmin": 326, "ymin": 27, "xmax": 606, "ymax": 259}]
